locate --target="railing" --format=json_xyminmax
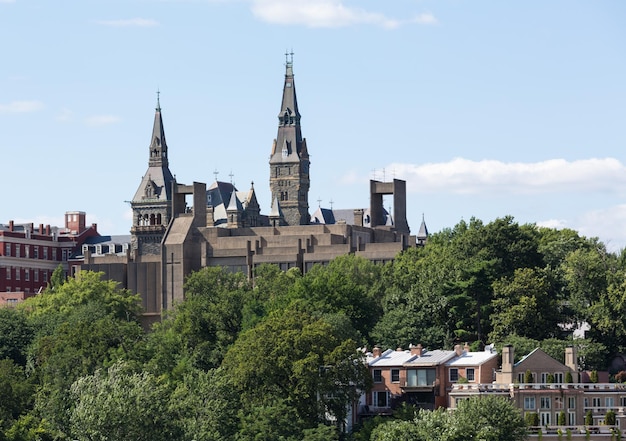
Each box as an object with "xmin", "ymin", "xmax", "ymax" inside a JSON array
[{"xmin": 450, "ymin": 382, "xmax": 626, "ymax": 392}]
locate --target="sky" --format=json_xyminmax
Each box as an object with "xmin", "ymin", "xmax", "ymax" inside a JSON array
[{"xmin": 1, "ymin": 1, "xmax": 626, "ymax": 251}]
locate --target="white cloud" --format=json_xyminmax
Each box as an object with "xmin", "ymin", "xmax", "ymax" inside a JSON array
[
  {"xmin": 411, "ymin": 13, "xmax": 438, "ymax": 25},
  {"xmin": 85, "ymin": 115, "xmax": 121, "ymax": 126},
  {"xmin": 250, "ymin": 0, "xmax": 434, "ymax": 28},
  {"xmin": 389, "ymin": 157, "xmax": 626, "ymax": 195},
  {"xmin": 536, "ymin": 219, "xmax": 569, "ymax": 230},
  {"xmin": 96, "ymin": 18, "xmax": 159, "ymax": 27},
  {"xmin": 56, "ymin": 108, "xmax": 74, "ymax": 122},
  {"xmin": 576, "ymin": 204, "xmax": 626, "ymax": 252},
  {"xmin": 0, "ymin": 100, "xmax": 44, "ymax": 113}
]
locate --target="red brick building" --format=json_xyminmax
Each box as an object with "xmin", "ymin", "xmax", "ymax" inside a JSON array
[{"xmin": 0, "ymin": 211, "xmax": 99, "ymax": 296}]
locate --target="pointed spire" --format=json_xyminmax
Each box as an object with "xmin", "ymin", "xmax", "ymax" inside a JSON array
[
  {"xmin": 417, "ymin": 213, "xmax": 429, "ymax": 246},
  {"xmin": 149, "ymin": 91, "xmax": 168, "ymax": 167}
]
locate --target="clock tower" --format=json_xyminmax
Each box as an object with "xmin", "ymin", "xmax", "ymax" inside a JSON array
[{"xmin": 269, "ymin": 53, "xmax": 310, "ymax": 226}]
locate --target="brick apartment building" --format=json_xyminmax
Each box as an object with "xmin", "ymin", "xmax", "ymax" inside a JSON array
[{"xmin": 0, "ymin": 211, "xmax": 99, "ymax": 297}]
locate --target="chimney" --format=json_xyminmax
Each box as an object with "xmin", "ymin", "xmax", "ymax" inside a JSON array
[
  {"xmin": 372, "ymin": 346, "xmax": 382, "ymax": 358},
  {"xmin": 464, "ymin": 342, "xmax": 470, "ymax": 353},
  {"xmin": 410, "ymin": 343, "xmax": 423, "ymax": 356},
  {"xmin": 565, "ymin": 346, "xmax": 578, "ymax": 382},
  {"xmin": 9, "ymin": 220, "xmax": 14, "ymax": 231},
  {"xmin": 396, "ymin": 347, "xmax": 403, "ymax": 352},
  {"xmin": 354, "ymin": 209, "xmax": 364, "ymax": 227},
  {"xmin": 91, "ymin": 223, "xmax": 98, "ymax": 233},
  {"xmin": 39, "ymin": 224, "xmax": 44, "ymax": 235},
  {"xmin": 500, "ymin": 345, "xmax": 515, "ymax": 384},
  {"xmin": 454, "ymin": 344, "xmax": 463, "ymax": 356},
  {"xmin": 46, "ymin": 225, "xmax": 51, "ymax": 235}
]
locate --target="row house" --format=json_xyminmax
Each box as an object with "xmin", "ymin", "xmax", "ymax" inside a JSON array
[
  {"xmin": 0, "ymin": 211, "xmax": 99, "ymax": 296},
  {"xmin": 361, "ymin": 343, "xmax": 498, "ymax": 417},
  {"xmin": 449, "ymin": 345, "xmax": 626, "ymax": 431}
]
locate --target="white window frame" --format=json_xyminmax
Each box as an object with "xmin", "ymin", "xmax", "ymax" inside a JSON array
[
  {"xmin": 450, "ymin": 368, "xmax": 459, "ymax": 382},
  {"xmin": 466, "ymin": 368, "xmax": 475, "ymax": 381},
  {"xmin": 373, "ymin": 369, "xmax": 382, "ymax": 383},
  {"xmin": 391, "ymin": 369, "xmax": 400, "ymax": 383},
  {"xmin": 524, "ymin": 396, "xmax": 536, "ymax": 410}
]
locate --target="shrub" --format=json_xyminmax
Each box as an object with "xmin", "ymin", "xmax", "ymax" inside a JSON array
[
  {"xmin": 590, "ymin": 370, "xmax": 599, "ymax": 383},
  {"xmin": 605, "ymin": 409, "xmax": 616, "ymax": 426},
  {"xmin": 565, "ymin": 371, "xmax": 573, "ymax": 383},
  {"xmin": 524, "ymin": 369, "xmax": 533, "ymax": 384},
  {"xmin": 585, "ymin": 409, "xmax": 593, "ymax": 426}
]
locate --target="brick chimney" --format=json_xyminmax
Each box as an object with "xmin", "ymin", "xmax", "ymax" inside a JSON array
[
  {"xmin": 565, "ymin": 346, "xmax": 578, "ymax": 382},
  {"xmin": 9, "ymin": 220, "xmax": 14, "ymax": 232},
  {"xmin": 454, "ymin": 344, "xmax": 463, "ymax": 356},
  {"xmin": 372, "ymin": 346, "xmax": 382, "ymax": 358},
  {"xmin": 500, "ymin": 345, "xmax": 515, "ymax": 384},
  {"xmin": 91, "ymin": 223, "xmax": 98, "ymax": 233},
  {"xmin": 410, "ymin": 343, "xmax": 423, "ymax": 356}
]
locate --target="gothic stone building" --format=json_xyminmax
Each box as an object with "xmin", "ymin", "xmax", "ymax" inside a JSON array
[{"xmin": 83, "ymin": 56, "xmax": 425, "ymax": 323}]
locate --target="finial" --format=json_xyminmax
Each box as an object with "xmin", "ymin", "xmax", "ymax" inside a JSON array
[
  {"xmin": 317, "ymin": 197, "xmax": 322, "ymax": 207},
  {"xmin": 251, "ymin": 181, "xmax": 254, "ymax": 188},
  {"xmin": 213, "ymin": 169, "xmax": 219, "ymax": 182},
  {"xmin": 285, "ymin": 49, "xmax": 294, "ymax": 72},
  {"xmin": 229, "ymin": 170, "xmax": 234, "ymax": 184},
  {"xmin": 156, "ymin": 89, "xmax": 161, "ymax": 111},
  {"xmin": 329, "ymin": 199, "xmax": 334, "ymax": 210}
]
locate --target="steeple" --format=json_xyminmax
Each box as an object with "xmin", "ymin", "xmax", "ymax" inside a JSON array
[
  {"xmin": 148, "ymin": 91, "xmax": 168, "ymax": 168},
  {"xmin": 269, "ymin": 52, "xmax": 310, "ymax": 226},
  {"xmin": 130, "ymin": 94, "xmax": 176, "ymax": 258},
  {"xmin": 417, "ymin": 214, "xmax": 429, "ymax": 246}
]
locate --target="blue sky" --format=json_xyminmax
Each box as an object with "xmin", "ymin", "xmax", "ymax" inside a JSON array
[{"xmin": 2, "ymin": 1, "xmax": 626, "ymax": 250}]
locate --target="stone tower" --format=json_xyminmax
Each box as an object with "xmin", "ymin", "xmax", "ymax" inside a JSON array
[
  {"xmin": 269, "ymin": 53, "xmax": 310, "ymax": 226},
  {"xmin": 130, "ymin": 94, "xmax": 176, "ymax": 258}
]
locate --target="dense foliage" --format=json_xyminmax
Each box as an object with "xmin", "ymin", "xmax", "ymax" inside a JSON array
[{"xmin": 1, "ymin": 216, "xmax": 625, "ymax": 440}]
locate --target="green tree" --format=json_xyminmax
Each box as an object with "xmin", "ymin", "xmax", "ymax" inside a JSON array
[
  {"xmin": 22, "ymin": 272, "xmax": 144, "ymax": 437},
  {"xmin": 605, "ymin": 409, "xmax": 616, "ymax": 426},
  {"xmin": 291, "ymin": 255, "xmax": 385, "ymax": 340},
  {"xmin": 0, "ymin": 308, "xmax": 33, "ymax": 366},
  {"xmin": 222, "ymin": 302, "xmax": 370, "ymax": 431},
  {"xmin": 168, "ymin": 367, "xmax": 240, "ymax": 441},
  {"xmin": 172, "ymin": 266, "xmax": 250, "ymax": 370},
  {"xmin": 0, "ymin": 360, "xmax": 35, "ymax": 433},
  {"xmin": 454, "ymin": 396, "xmax": 527, "ymax": 441},
  {"xmin": 585, "ymin": 410, "xmax": 593, "ymax": 426},
  {"xmin": 370, "ymin": 396, "xmax": 525, "ymax": 441},
  {"xmin": 490, "ymin": 267, "xmax": 560, "ymax": 342},
  {"xmin": 69, "ymin": 362, "xmax": 179, "ymax": 441}
]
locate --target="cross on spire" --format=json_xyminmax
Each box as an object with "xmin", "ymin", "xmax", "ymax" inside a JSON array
[
  {"xmin": 213, "ymin": 169, "xmax": 219, "ymax": 182},
  {"xmin": 317, "ymin": 197, "xmax": 322, "ymax": 207},
  {"xmin": 285, "ymin": 50, "xmax": 294, "ymax": 65},
  {"xmin": 156, "ymin": 89, "xmax": 161, "ymax": 111}
]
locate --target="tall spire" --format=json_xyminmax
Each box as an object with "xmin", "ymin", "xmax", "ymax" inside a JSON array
[
  {"xmin": 130, "ymin": 95, "xmax": 176, "ymax": 258},
  {"xmin": 269, "ymin": 52, "xmax": 310, "ymax": 226},
  {"xmin": 149, "ymin": 90, "xmax": 168, "ymax": 167}
]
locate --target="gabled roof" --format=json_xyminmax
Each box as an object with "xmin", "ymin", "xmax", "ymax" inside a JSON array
[
  {"xmin": 310, "ymin": 207, "xmax": 336, "ymax": 224},
  {"xmin": 515, "ymin": 348, "xmax": 571, "ymax": 371}
]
